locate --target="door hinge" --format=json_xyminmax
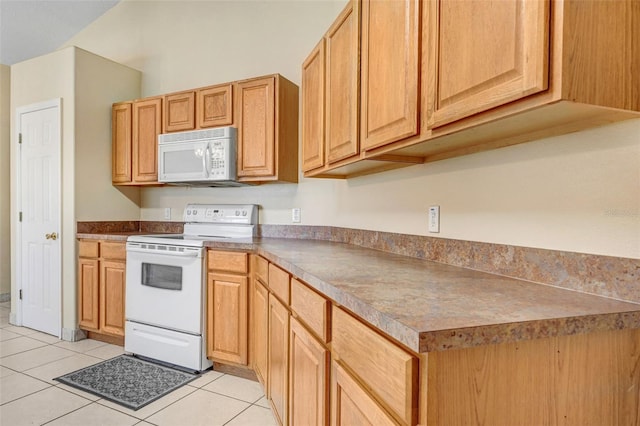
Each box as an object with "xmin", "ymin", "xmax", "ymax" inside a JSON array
[
  {"xmin": 19, "ymin": 211, "xmax": 22, "ymax": 222},
  {"xmin": 19, "ymin": 289, "xmax": 22, "ymax": 300},
  {"xmin": 18, "ymin": 133, "xmax": 22, "ymax": 144}
]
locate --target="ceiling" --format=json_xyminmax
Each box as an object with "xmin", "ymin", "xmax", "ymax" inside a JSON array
[{"xmin": 0, "ymin": 0, "xmax": 119, "ymax": 66}]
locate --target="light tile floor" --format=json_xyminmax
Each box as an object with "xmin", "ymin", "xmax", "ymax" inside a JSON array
[{"xmin": 0, "ymin": 301, "xmax": 276, "ymax": 426}]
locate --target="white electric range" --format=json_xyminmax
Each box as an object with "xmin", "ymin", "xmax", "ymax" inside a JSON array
[{"xmin": 125, "ymin": 204, "xmax": 257, "ymax": 372}]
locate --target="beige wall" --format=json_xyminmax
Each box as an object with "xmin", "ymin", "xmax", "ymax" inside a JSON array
[
  {"xmin": 65, "ymin": 0, "xmax": 640, "ymax": 259},
  {"xmin": 10, "ymin": 47, "xmax": 141, "ymax": 335},
  {"xmin": 0, "ymin": 65, "xmax": 10, "ymax": 299}
]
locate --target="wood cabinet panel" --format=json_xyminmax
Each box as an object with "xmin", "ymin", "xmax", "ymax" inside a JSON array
[
  {"xmin": 197, "ymin": 84, "xmax": 233, "ymax": 128},
  {"xmin": 164, "ymin": 91, "xmax": 195, "ymax": 132},
  {"xmin": 289, "ymin": 317, "xmax": 329, "ymax": 426},
  {"xmin": 290, "ymin": 278, "xmax": 330, "ymax": 343},
  {"xmin": 100, "ymin": 242, "xmax": 126, "ymax": 261},
  {"xmin": 132, "ymin": 97, "xmax": 162, "ymax": 182},
  {"xmin": 360, "ymin": 0, "xmax": 420, "ymax": 150},
  {"xmin": 208, "ymin": 250, "xmax": 248, "ymax": 274},
  {"xmin": 236, "ymin": 77, "xmax": 276, "ymax": 178},
  {"xmin": 78, "ymin": 258, "xmax": 99, "ymax": 332},
  {"xmin": 332, "ymin": 306, "xmax": 417, "ymax": 425},
  {"xmin": 252, "ymin": 278, "xmax": 269, "ymax": 388},
  {"xmin": 331, "ymin": 360, "xmax": 397, "ymax": 426},
  {"xmin": 78, "ymin": 241, "xmax": 99, "ymax": 258},
  {"xmin": 268, "ymin": 264, "xmax": 290, "ymax": 305},
  {"xmin": 423, "ymin": 328, "xmax": 640, "ymax": 426},
  {"xmin": 268, "ymin": 294, "xmax": 290, "ymax": 426},
  {"xmin": 325, "ymin": 0, "xmax": 360, "ymax": 164},
  {"xmin": 254, "ymin": 255, "xmax": 269, "ymax": 285},
  {"xmin": 99, "ymin": 260, "xmax": 125, "ymax": 337},
  {"xmin": 111, "ymin": 102, "xmax": 132, "ymax": 183},
  {"xmin": 301, "ymin": 39, "xmax": 326, "ymax": 173},
  {"xmin": 428, "ymin": 0, "xmax": 549, "ymax": 128},
  {"xmin": 207, "ymin": 273, "xmax": 248, "ymax": 365}
]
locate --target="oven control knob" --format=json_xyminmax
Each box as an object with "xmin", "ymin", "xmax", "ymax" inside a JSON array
[
  {"xmin": 186, "ymin": 209, "xmax": 191, "ymax": 215},
  {"xmin": 242, "ymin": 210, "xmax": 247, "ymax": 216},
  {"xmin": 235, "ymin": 210, "xmax": 240, "ymax": 216}
]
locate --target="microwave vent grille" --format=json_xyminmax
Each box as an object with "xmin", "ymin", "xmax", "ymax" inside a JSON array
[{"xmin": 158, "ymin": 127, "xmax": 236, "ymax": 144}]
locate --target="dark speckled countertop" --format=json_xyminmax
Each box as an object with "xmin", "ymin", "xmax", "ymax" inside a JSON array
[{"xmin": 77, "ymin": 233, "xmax": 640, "ymax": 354}]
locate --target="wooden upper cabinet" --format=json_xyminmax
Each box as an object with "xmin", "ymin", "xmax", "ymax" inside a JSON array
[
  {"xmin": 132, "ymin": 97, "xmax": 162, "ymax": 183},
  {"xmin": 360, "ymin": 0, "xmax": 420, "ymax": 151},
  {"xmin": 164, "ymin": 91, "xmax": 195, "ymax": 132},
  {"xmin": 428, "ymin": 0, "xmax": 550, "ymax": 128},
  {"xmin": 301, "ymin": 39, "xmax": 326, "ymax": 173},
  {"xmin": 236, "ymin": 75, "xmax": 299, "ymax": 183},
  {"xmin": 236, "ymin": 77, "xmax": 276, "ymax": 178},
  {"xmin": 111, "ymin": 102, "xmax": 132, "ymax": 184},
  {"xmin": 197, "ymin": 84, "xmax": 233, "ymax": 128},
  {"xmin": 325, "ymin": 0, "xmax": 360, "ymax": 164}
]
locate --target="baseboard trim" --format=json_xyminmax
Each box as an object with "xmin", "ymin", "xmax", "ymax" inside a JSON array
[{"xmin": 61, "ymin": 327, "xmax": 86, "ymax": 342}]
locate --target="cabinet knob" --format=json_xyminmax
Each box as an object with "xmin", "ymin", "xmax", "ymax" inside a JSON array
[{"xmin": 45, "ymin": 232, "xmax": 58, "ymax": 241}]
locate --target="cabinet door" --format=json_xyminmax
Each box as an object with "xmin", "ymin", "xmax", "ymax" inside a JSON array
[
  {"xmin": 252, "ymin": 279, "xmax": 269, "ymax": 388},
  {"xmin": 325, "ymin": 0, "xmax": 360, "ymax": 164},
  {"xmin": 197, "ymin": 84, "xmax": 233, "ymax": 128},
  {"xmin": 428, "ymin": 0, "xmax": 550, "ymax": 128},
  {"xmin": 301, "ymin": 39, "xmax": 326, "ymax": 173},
  {"xmin": 360, "ymin": 0, "xmax": 420, "ymax": 151},
  {"xmin": 78, "ymin": 258, "xmax": 99, "ymax": 331},
  {"xmin": 164, "ymin": 91, "xmax": 195, "ymax": 132},
  {"xmin": 268, "ymin": 294, "xmax": 290, "ymax": 426},
  {"xmin": 132, "ymin": 97, "xmax": 162, "ymax": 182},
  {"xmin": 111, "ymin": 102, "xmax": 132, "ymax": 183},
  {"xmin": 207, "ymin": 273, "xmax": 249, "ymax": 365},
  {"xmin": 236, "ymin": 77, "xmax": 276, "ymax": 178},
  {"xmin": 99, "ymin": 260, "xmax": 125, "ymax": 337},
  {"xmin": 289, "ymin": 317, "xmax": 329, "ymax": 426},
  {"xmin": 331, "ymin": 361, "xmax": 397, "ymax": 426}
]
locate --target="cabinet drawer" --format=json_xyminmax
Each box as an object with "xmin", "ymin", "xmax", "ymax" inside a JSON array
[
  {"xmin": 268, "ymin": 264, "xmax": 290, "ymax": 304},
  {"xmin": 101, "ymin": 242, "xmax": 126, "ymax": 261},
  {"xmin": 78, "ymin": 241, "xmax": 99, "ymax": 258},
  {"xmin": 290, "ymin": 278, "xmax": 330, "ymax": 343},
  {"xmin": 332, "ymin": 306, "xmax": 417, "ymax": 425},
  {"xmin": 208, "ymin": 250, "xmax": 248, "ymax": 274},
  {"xmin": 254, "ymin": 256, "xmax": 269, "ymax": 284}
]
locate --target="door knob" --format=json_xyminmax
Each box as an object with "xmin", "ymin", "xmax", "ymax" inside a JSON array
[{"xmin": 45, "ymin": 232, "xmax": 58, "ymax": 240}]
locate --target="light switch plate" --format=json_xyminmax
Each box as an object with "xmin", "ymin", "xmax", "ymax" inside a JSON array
[
  {"xmin": 292, "ymin": 208, "xmax": 301, "ymax": 223},
  {"xmin": 428, "ymin": 206, "xmax": 440, "ymax": 233}
]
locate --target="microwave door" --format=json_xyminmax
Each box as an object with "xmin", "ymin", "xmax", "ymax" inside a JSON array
[{"xmin": 159, "ymin": 141, "xmax": 210, "ymax": 182}]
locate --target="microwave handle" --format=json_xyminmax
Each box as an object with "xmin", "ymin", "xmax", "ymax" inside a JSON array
[{"xmin": 203, "ymin": 145, "xmax": 211, "ymax": 177}]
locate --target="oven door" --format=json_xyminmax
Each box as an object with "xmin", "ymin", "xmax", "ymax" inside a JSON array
[
  {"xmin": 158, "ymin": 140, "xmax": 211, "ymax": 182},
  {"xmin": 125, "ymin": 243, "xmax": 204, "ymax": 334}
]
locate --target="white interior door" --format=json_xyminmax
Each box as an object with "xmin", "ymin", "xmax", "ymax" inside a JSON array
[{"xmin": 18, "ymin": 99, "xmax": 62, "ymax": 337}]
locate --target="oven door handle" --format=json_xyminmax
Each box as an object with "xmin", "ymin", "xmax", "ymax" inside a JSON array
[{"xmin": 126, "ymin": 247, "xmax": 202, "ymax": 258}]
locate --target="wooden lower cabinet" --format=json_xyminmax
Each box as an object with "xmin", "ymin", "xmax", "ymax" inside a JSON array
[
  {"xmin": 331, "ymin": 361, "xmax": 397, "ymax": 426},
  {"xmin": 78, "ymin": 258, "xmax": 99, "ymax": 331},
  {"xmin": 206, "ymin": 250, "xmax": 250, "ymax": 367},
  {"xmin": 252, "ymin": 278, "xmax": 269, "ymax": 388},
  {"xmin": 268, "ymin": 294, "xmax": 290, "ymax": 426},
  {"xmin": 77, "ymin": 240, "xmax": 126, "ymax": 341},
  {"xmin": 99, "ymin": 260, "xmax": 125, "ymax": 337},
  {"xmin": 289, "ymin": 317, "xmax": 329, "ymax": 426},
  {"xmin": 206, "ymin": 272, "xmax": 248, "ymax": 365}
]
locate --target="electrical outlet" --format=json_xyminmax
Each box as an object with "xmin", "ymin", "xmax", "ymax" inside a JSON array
[
  {"xmin": 164, "ymin": 207, "xmax": 171, "ymax": 220},
  {"xmin": 428, "ymin": 206, "xmax": 440, "ymax": 233},
  {"xmin": 292, "ymin": 208, "xmax": 301, "ymax": 223}
]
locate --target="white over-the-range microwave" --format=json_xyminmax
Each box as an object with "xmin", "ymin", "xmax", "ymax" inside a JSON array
[{"xmin": 158, "ymin": 126, "xmax": 246, "ymax": 187}]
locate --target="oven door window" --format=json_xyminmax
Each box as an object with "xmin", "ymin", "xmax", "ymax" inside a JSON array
[{"xmin": 141, "ymin": 263, "xmax": 182, "ymax": 291}]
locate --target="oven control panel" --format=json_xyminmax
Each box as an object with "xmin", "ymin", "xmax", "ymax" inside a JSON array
[{"xmin": 183, "ymin": 204, "xmax": 258, "ymax": 225}]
